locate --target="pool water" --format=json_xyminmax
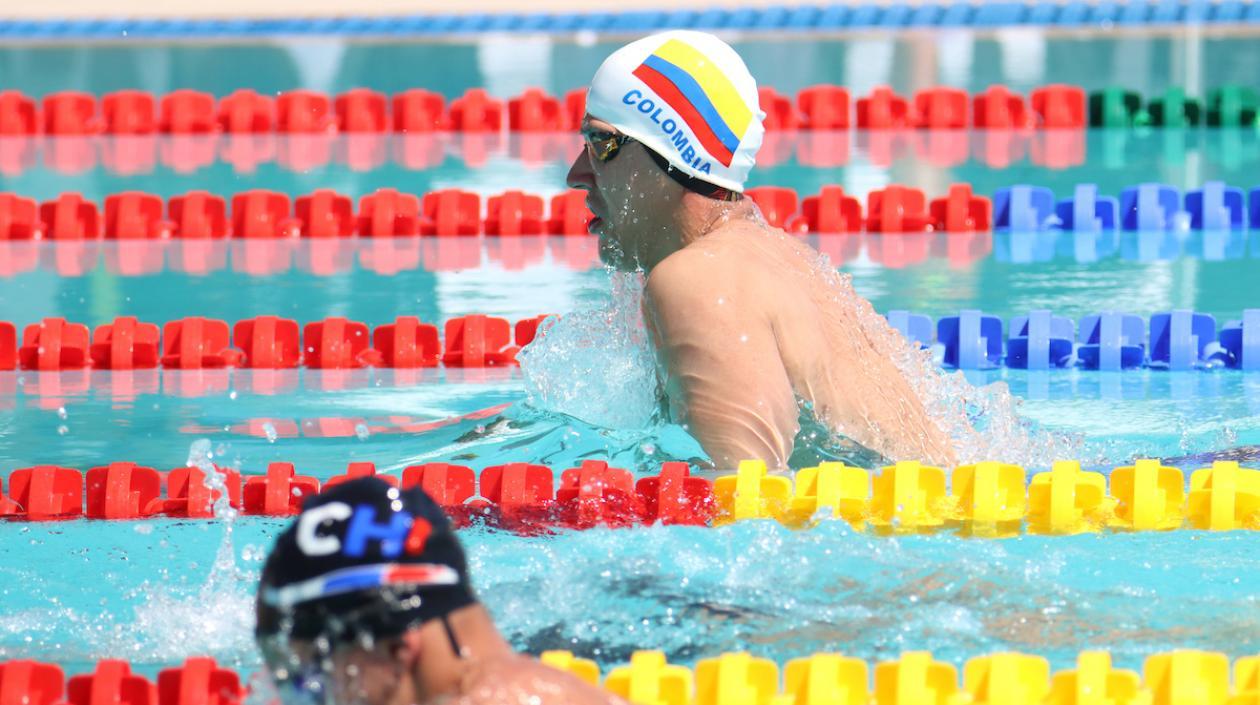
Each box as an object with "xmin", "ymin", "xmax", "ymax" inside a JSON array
[
  {"xmin": 4, "ymin": 518, "xmax": 1259, "ymax": 678},
  {"xmin": 3, "ymin": 29, "xmax": 1260, "ymax": 682}
]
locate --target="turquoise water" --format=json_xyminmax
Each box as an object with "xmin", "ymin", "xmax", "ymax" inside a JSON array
[
  {"xmin": 3, "ymin": 366, "xmax": 1260, "ymax": 480},
  {"xmin": 2, "ymin": 30, "xmax": 1260, "ymax": 682},
  {"xmin": 3, "ymin": 519, "xmax": 1259, "ymax": 678}
]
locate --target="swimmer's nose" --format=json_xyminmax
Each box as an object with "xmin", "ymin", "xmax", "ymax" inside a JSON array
[{"xmin": 566, "ymin": 148, "xmax": 594, "ymax": 192}]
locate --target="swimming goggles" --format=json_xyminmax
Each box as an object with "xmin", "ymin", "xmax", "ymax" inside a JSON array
[
  {"xmin": 581, "ymin": 126, "xmax": 742, "ymax": 202},
  {"xmin": 581, "ymin": 127, "xmax": 632, "ymax": 163}
]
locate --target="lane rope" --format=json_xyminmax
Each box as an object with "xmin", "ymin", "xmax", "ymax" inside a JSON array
[{"xmin": 4, "ymin": 457, "xmax": 1258, "ymax": 533}]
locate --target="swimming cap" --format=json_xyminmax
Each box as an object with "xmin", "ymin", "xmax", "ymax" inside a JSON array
[
  {"xmin": 585, "ymin": 30, "xmax": 765, "ymax": 193},
  {"xmin": 255, "ymin": 478, "xmax": 476, "ymax": 642}
]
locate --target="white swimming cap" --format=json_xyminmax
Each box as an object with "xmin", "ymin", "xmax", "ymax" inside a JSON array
[{"xmin": 585, "ymin": 30, "xmax": 765, "ymax": 193}]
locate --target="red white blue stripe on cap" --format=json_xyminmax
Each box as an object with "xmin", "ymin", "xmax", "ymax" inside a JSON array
[{"xmin": 262, "ymin": 563, "xmax": 460, "ymax": 609}]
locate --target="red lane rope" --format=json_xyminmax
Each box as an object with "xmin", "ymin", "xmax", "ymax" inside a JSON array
[
  {"xmin": 0, "ymin": 183, "xmax": 1001, "ymax": 242},
  {"xmin": 1, "ymin": 84, "xmax": 1086, "ymax": 136},
  {"xmin": 0, "ymin": 459, "xmax": 713, "ymax": 526},
  {"xmin": 0, "ymin": 314, "xmax": 551, "ymax": 372}
]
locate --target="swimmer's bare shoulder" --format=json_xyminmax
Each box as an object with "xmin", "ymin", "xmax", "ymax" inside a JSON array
[
  {"xmin": 456, "ymin": 655, "xmax": 629, "ymax": 705},
  {"xmin": 647, "ymin": 221, "xmax": 776, "ymax": 307},
  {"xmin": 644, "ymin": 225, "xmax": 772, "ymax": 339}
]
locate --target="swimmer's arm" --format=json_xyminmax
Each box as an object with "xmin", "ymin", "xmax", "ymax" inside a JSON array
[{"xmin": 644, "ymin": 253, "xmax": 799, "ymax": 470}]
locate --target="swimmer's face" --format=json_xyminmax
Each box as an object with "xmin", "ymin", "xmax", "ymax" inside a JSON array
[
  {"xmin": 262, "ymin": 636, "xmax": 412, "ymax": 705},
  {"xmin": 567, "ymin": 115, "xmax": 675, "ymax": 271}
]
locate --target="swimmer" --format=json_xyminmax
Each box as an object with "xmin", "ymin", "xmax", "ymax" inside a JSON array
[
  {"xmin": 255, "ymin": 478, "xmax": 628, "ymax": 705},
  {"xmin": 567, "ymin": 30, "xmax": 957, "ymax": 469}
]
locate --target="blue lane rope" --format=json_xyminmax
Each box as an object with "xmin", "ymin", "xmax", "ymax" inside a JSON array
[
  {"xmin": 890, "ymin": 309, "xmax": 1260, "ymax": 371},
  {"xmin": 0, "ymin": 0, "xmax": 1256, "ymax": 41}
]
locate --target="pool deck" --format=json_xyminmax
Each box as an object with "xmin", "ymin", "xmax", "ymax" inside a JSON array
[{"xmin": 4, "ymin": 0, "xmax": 813, "ymax": 20}]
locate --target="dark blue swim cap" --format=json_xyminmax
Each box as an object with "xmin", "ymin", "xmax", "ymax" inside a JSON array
[{"xmin": 255, "ymin": 477, "xmax": 476, "ymax": 642}]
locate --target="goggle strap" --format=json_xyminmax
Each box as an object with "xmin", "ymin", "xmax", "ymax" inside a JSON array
[
  {"xmin": 441, "ymin": 614, "xmax": 463, "ymax": 658},
  {"xmin": 643, "ymin": 146, "xmax": 742, "ymax": 201}
]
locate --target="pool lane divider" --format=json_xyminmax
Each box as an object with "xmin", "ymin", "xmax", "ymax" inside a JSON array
[
  {"xmin": 4, "ymin": 308, "xmax": 1260, "ymax": 374},
  {"xmin": 893, "ymin": 308, "xmax": 1260, "ymax": 371},
  {"xmin": 0, "ymin": 83, "xmax": 1250, "ymax": 175},
  {"xmin": 6, "ymin": 180, "xmax": 1260, "ymax": 245},
  {"xmin": 7, "ymin": 126, "xmax": 1243, "ymax": 177},
  {"xmin": 1, "ymin": 0, "xmax": 1258, "ymax": 40},
  {"xmin": 6, "ymin": 84, "xmax": 1257, "ymax": 136},
  {"xmin": 3, "ymin": 649, "xmax": 1259, "ymax": 705},
  {"xmin": 0, "ymin": 189, "xmax": 597, "ymax": 240},
  {"xmin": 0, "ymin": 657, "xmax": 243, "ymax": 705},
  {"xmin": 5, "ymin": 648, "xmax": 1258, "ymax": 705},
  {"xmin": 547, "ymin": 649, "xmax": 1257, "ymax": 705},
  {"xmin": 0, "ymin": 314, "xmax": 549, "ymax": 372},
  {"xmin": 3, "ymin": 458, "xmax": 1259, "ymax": 533},
  {"xmin": 0, "ymin": 83, "xmax": 1112, "ymax": 136}
]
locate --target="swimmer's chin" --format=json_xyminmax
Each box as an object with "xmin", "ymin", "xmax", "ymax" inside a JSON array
[{"xmin": 597, "ymin": 236, "xmax": 639, "ymax": 272}]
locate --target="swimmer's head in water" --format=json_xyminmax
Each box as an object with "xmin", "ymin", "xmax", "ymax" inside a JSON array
[
  {"xmin": 567, "ymin": 31, "xmax": 765, "ymax": 270},
  {"xmin": 255, "ymin": 478, "xmax": 476, "ymax": 705}
]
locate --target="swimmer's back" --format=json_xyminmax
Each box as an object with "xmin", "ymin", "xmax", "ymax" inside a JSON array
[{"xmin": 645, "ymin": 220, "xmax": 955, "ymax": 467}]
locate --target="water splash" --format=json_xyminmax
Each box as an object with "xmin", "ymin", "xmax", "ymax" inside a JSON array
[
  {"xmin": 121, "ymin": 440, "xmax": 255, "ymax": 663},
  {"xmin": 519, "ymin": 272, "xmax": 662, "ymax": 431},
  {"xmin": 800, "ymin": 235, "xmax": 1082, "ymax": 468},
  {"xmin": 188, "ymin": 438, "xmax": 238, "ymax": 523}
]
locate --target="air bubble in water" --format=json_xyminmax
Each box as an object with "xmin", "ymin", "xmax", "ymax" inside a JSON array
[
  {"xmin": 262, "ymin": 423, "xmax": 278, "ymax": 443},
  {"xmin": 56, "ymin": 406, "xmax": 67, "ymax": 420},
  {"xmin": 354, "ymin": 423, "xmax": 370, "ymax": 441},
  {"xmin": 57, "ymin": 425, "xmax": 69, "ymax": 435}
]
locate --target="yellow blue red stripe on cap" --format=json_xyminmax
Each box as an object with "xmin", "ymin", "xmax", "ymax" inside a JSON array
[{"xmin": 631, "ymin": 38, "xmax": 753, "ymax": 167}]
